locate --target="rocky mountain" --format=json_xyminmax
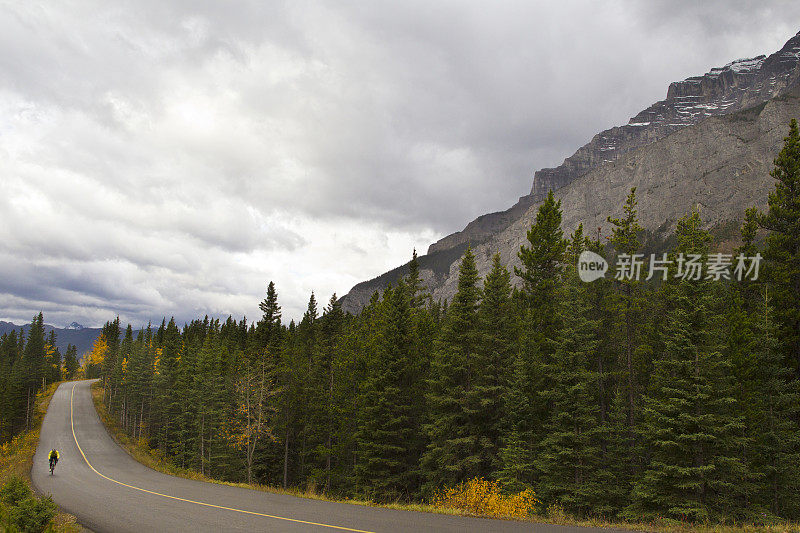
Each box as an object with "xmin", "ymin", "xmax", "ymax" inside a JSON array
[
  {"xmin": 0, "ymin": 320, "xmax": 103, "ymax": 359},
  {"xmin": 341, "ymin": 31, "xmax": 800, "ymax": 313}
]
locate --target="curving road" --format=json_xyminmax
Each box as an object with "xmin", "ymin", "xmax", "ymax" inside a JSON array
[{"xmin": 32, "ymin": 380, "xmax": 613, "ymax": 532}]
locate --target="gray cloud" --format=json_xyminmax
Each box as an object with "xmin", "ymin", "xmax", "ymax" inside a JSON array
[{"xmin": 1, "ymin": 1, "xmax": 798, "ymax": 327}]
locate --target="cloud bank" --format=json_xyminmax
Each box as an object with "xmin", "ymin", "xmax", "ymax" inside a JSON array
[{"xmin": 1, "ymin": 1, "xmax": 798, "ymax": 326}]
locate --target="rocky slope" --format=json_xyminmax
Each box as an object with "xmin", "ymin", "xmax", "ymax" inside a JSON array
[
  {"xmin": 428, "ymin": 86, "xmax": 800, "ymax": 304},
  {"xmin": 428, "ymin": 31, "xmax": 800, "ymax": 256},
  {"xmin": 341, "ymin": 32, "xmax": 800, "ymax": 313}
]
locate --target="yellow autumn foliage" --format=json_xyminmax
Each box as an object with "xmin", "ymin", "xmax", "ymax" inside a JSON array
[
  {"xmin": 85, "ymin": 334, "xmax": 108, "ymax": 368},
  {"xmin": 153, "ymin": 347, "xmax": 162, "ymax": 375},
  {"xmin": 431, "ymin": 477, "xmax": 539, "ymax": 519},
  {"xmin": 45, "ymin": 343, "xmax": 57, "ymax": 360}
]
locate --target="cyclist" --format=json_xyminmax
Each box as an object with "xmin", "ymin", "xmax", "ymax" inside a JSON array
[{"xmin": 48, "ymin": 449, "xmax": 60, "ymax": 475}]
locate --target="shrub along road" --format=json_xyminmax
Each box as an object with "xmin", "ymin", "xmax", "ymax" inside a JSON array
[{"xmin": 32, "ymin": 380, "xmax": 612, "ymax": 532}]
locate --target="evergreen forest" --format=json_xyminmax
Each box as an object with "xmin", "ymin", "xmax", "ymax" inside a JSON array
[{"xmin": 3, "ymin": 120, "xmax": 800, "ymax": 524}]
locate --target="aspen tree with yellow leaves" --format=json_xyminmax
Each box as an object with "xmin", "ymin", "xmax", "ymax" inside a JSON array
[{"xmin": 227, "ymin": 349, "xmax": 280, "ymax": 484}]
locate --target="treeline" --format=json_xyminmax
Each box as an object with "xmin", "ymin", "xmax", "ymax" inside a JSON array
[
  {"xmin": 93, "ymin": 122, "xmax": 800, "ymax": 523},
  {"xmin": 0, "ymin": 316, "xmax": 80, "ymax": 442}
]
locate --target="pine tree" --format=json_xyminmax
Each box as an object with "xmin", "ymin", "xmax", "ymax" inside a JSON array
[
  {"xmin": 606, "ymin": 187, "xmax": 646, "ymax": 505},
  {"xmin": 730, "ymin": 209, "xmax": 800, "ymax": 519},
  {"xmin": 257, "ymin": 281, "xmax": 282, "ymax": 351},
  {"xmin": 154, "ymin": 318, "xmax": 183, "ymax": 456},
  {"xmin": 422, "ymin": 247, "xmax": 482, "ymax": 492},
  {"xmin": 759, "ymin": 119, "xmax": 800, "ymax": 377},
  {"xmin": 535, "ymin": 227, "xmax": 606, "ymax": 516},
  {"xmin": 471, "ymin": 254, "xmax": 516, "ymax": 480},
  {"xmin": 501, "ymin": 191, "xmax": 567, "ymax": 490},
  {"xmin": 406, "ymin": 249, "xmax": 429, "ymax": 309},
  {"xmin": 64, "ymin": 344, "xmax": 79, "ymax": 380},
  {"xmin": 307, "ymin": 294, "xmax": 344, "ymax": 491},
  {"xmin": 356, "ymin": 282, "xmax": 419, "ymax": 501},
  {"xmin": 8, "ymin": 314, "xmax": 47, "ymax": 431},
  {"xmin": 296, "ymin": 293, "xmax": 319, "ymax": 485},
  {"xmin": 0, "ymin": 331, "xmax": 21, "ymax": 441},
  {"xmin": 745, "ymin": 295, "xmax": 800, "ymax": 519},
  {"xmin": 536, "ymin": 268, "xmax": 603, "ymax": 516},
  {"xmin": 628, "ymin": 210, "xmax": 747, "ymax": 521}
]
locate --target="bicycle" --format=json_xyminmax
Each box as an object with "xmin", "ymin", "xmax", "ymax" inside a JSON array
[{"xmin": 49, "ymin": 457, "xmax": 56, "ymax": 476}]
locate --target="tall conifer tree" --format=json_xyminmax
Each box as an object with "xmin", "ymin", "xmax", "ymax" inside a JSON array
[
  {"xmin": 628, "ymin": 211, "xmax": 747, "ymax": 521},
  {"xmin": 501, "ymin": 191, "xmax": 567, "ymax": 489},
  {"xmin": 760, "ymin": 119, "xmax": 800, "ymax": 377},
  {"xmin": 422, "ymin": 247, "xmax": 482, "ymax": 492}
]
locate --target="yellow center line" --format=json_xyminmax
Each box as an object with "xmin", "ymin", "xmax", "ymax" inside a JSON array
[{"xmin": 69, "ymin": 382, "xmax": 374, "ymax": 533}]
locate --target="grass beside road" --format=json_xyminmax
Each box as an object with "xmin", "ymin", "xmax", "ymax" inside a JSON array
[
  {"xmin": 0, "ymin": 382, "xmax": 81, "ymax": 532},
  {"xmin": 90, "ymin": 382, "xmax": 798, "ymax": 533}
]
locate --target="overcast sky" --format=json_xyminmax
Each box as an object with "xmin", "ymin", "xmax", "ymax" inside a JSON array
[{"xmin": 1, "ymin": 1, "xmax": 799, "ymax": 328}]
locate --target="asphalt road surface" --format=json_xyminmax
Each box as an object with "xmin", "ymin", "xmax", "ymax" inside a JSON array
[{"xmin": 32, "ymin": 380, "xmax": 616, "ymax": 533}]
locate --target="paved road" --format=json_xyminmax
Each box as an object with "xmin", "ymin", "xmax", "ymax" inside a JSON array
[{"xmin": 32, "ymin": 380, "xmax": 613, "ymax": 532}]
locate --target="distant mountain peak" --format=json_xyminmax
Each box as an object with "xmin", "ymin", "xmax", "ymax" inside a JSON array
[{"xmin": 65, "ymin": 322, "xmax": 85, "ymax": 330}]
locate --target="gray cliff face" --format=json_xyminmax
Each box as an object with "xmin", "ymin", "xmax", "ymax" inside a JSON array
[
  {"xmin": 341, "ymin": 32, "xmax": 800, "ymax": 314},
  {"xmin": 427, "ymin": 31, "xmax": 800, "ymax": 257},
  {"xmin": 427, "ymin": 88, "xmax": 800, "ymax": 305}
]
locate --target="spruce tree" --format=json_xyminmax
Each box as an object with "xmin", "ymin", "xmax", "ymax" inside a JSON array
[
  {"xmin": 307, "ymin": 294, "xmax": 344, "ymax": 491},
  {"xmin": 745, "ymin": 297, "xmax": 800, "ymax": 519},
  {"xmin": 730, "ymin": 210, "xmax": 800, "ymax": 519},
  {"xmin": 535, "ymin": 227, "xmax": 606, "ymax": 516},
  {"xmin": 406, "ymin": 249, "xmax": 429, "ymax": 309},
  {"xmin": 0, "ymin": 331, "xmax": 21, "ymax": 441},
  {"xmin": 64, "ymin": 344, "xmax": 79, "ymax": 380},
  {"xmin": 515, "ymin": 190, "xmax": 567, "ymax": 310},
  {"xmin": 194, "ymin": 325, "xmax": 229, "ymax": 477},
  {"xmin": 257, "ymin": 281, "xmax": 282, "ymax": 351},
  {"xmin": 759, "ymin": 119, "xmax": 800, "ymax": 377},
  {"xmin": 422, "ymin": 247, "xmax": 481, "ymax": 492},
  {"xmin": 471, "ymin": 253, "xmax": 516, "ymax": 480},
  {"xmin": 628, "ymin": 210, "xmax": 747, "ymax": 521},
  {"xmin": 251, "ymin": 284, "xmax": 285, "ymax": 484},
  {"xmin": 606, "ymin": 187, "xmax": 646, "ymax": 506},
  {"xmin": 501, "ymin": 191, "xmax": 567, "ymax": 490},
  {"xmin": 44, "ymin": 330, "xmax": 61, "ymax": 384},
  {"xmin": 536, "ymin": 266, "xmax": 603, "ymax": 516},
  {"xmin": 296, "ymin": 293, "xmax": 319, "ymax": 485},
  {"xmin": 356, "ymin": 282, "xmax": 419, "ymax": 501},
  {"xmin": 8, "ymin": 314, "xmax": 47, "ymax": 431},
  {"xmin": 577, "ymin": 230, "xmax": 620, "ymax": 514},
  {"xmin": 154, "ymin": 318, "xmax": 183, "ymax": 456},
  {"xmin": 276, "ymin": 320, "xmax": 304, "ymax": 488}
]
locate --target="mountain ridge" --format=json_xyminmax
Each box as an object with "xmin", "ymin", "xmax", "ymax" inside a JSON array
[
  {"xmin": 0, "ymin": 320, "xmax": 103, "ymax": 359},
  {"xmin": 425, "ymin": 30, "xmax": 800, "ymax": 257},
  {"xmin": 341, "ymin": 31, "xmax": 800, "ymax": 314}
]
